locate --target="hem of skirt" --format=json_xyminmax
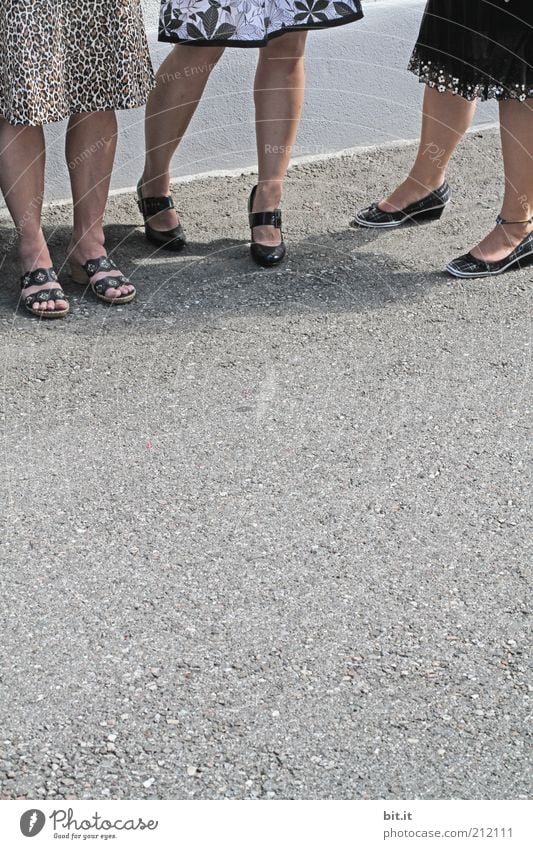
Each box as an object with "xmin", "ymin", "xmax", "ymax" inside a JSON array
[
  {"xmin": 158, "ymin": 11, "xmax": 364, "ymax": 48},
  {"xmin": 408, "ymin": 55, "xmax": 533, "ymax": 103},
  {"xmin": 0, "ymin": 92, "xmax": 154, "ymax": 127}
]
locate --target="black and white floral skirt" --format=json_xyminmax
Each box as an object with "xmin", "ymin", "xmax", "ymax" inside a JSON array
[
  {"xmin": 408, "ymin": 0, "xmax": 533, "ymax": 102},
  {"xmin": 159, "ymin": 0, "xmax": 363, "ymax": 47}
]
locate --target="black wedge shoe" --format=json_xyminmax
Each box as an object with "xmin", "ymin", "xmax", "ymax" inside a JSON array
[
  {"xmin": 353, "ymin": 182, "xmax": 451, "ymax": 229},
  {"xmin": 136, "ymin": 180, "xmax": 186, "ymax": 251},
  {"xmin": 248, "ymin": 185, "xmax": 286, "ymax": 267},
  {"xmin": 20, "ymin": 268, "xmax": 69, "ymax": 318},
  {"xmin": 447, "ymin": 215, "xmax": 533, "ymax": 278}
]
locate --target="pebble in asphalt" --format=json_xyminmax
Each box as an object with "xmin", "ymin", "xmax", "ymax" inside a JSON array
[{"xmin": 0, "ymin": 130, "xmax": 531, "ymax": 799}]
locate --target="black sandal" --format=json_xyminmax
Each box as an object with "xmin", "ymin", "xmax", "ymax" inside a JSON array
[
  {"xmin": 136, "ymin": 180, "xmax": 186, "ymax": 251},
  {"xmin": 20, "ymin": 268, "xmax": 69, "ymax": 318},
  {"xmin": 69, "ymin": 256, "xmax": 136, "ymax": 304},
  {"xmin": 446, "ymin": 214, "xmax": 533, "ymax": 278},
  {"xmin": 248, "ymin": 185, "xmax": 286, "ymax": 268}
]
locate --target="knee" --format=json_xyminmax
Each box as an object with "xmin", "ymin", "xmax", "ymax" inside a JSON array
[
  {"xmin": 69, "ymin": 110, "xmax": 117, "ymax": 143},
  {"xmin": 261, "ymin": 32, "xmax": 307, "ymax": 64},
  {"xmin": 168, "ymin": 44, "xmax": 225, "ymax": 79}
]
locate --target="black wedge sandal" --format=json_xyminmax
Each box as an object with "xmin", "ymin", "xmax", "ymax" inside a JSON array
[
  {"xmin": 353, "ymin": 182, "xmax": 451, "ymax": 229},
  {"xmin": 69, "ymin": 256, "xmax": 136, "ymax": 304},
  {"xmin": 446, "ymin": 214, "xmax": 533, "ymax": 278},
  {"xmin": 248, "ymin": 185, "xmax": 286, "ymax": 268},
  {"xmin": 20, "ymin": 268, "xmax": 69, "ymax": 319},
  {"xmin": 136, "ymin": 180, "xmax": 186, "ymax": 251}
]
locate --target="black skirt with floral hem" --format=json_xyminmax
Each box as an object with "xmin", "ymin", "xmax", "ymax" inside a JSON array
[
  {"xmin": 408, "ymin": 0, "xmax": 533, "ymax": 102},
  {"xmin": 159, "ymin": 0, "xmax": 363, "ymax": 48}
]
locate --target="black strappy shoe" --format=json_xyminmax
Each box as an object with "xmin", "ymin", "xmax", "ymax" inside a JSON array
[
  {"xmin": 136, "ymin": 180, "xmax": 186, "ymax": 251},
  {"xmin": 353, "ymin": 182, "xmax": 451, "ymax": 229},
  {"xmin": 248, "ymin": 185, "xmax": 286, "ymax": 268},
  {"xmin": 446, "ymin": 215, "xmax": 533, "ymax": 278},
  {"xmin": 20, "ymin": 268, "xmax": 69, "ymax": 318},
  {"xmin": 69, "ymin": 255, "xmax": 136, "ymax": 304}
]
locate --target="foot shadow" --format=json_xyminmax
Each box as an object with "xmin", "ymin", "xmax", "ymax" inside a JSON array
[{"xmin": 1, "ymin": 221, "xmax": 450, "ymax": 332}]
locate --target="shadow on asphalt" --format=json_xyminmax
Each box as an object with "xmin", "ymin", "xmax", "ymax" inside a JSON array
[{"xmin": 1, "ymin": 221, "xmax": 449, "ymax": 329}]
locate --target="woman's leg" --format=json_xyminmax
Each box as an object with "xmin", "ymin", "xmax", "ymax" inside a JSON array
[
  {"xmin": 66, "ymin": 111, "xmax": 132, "ymax": 298},
  {"xmin": 470, "ymin": 98, "xmax": 533, "ymax": 262},
  {"xmin": 379, "ymin": 86, "xmax": 476, "ymax": 212},
  {"xmin": 253, "ymin": 31, "xmax": 307, "ymax": 245},
  {"xmin": 142, "ymin": 44, "xmax": 225, "ymax": 231},
  {"xmin": 0, "ymin": 119, "xmax": 67, "ymax": 312}
]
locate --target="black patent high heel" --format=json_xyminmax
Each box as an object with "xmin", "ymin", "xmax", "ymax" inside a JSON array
[
  {"xmin": 248, "ymin": 185, "xmax": 286, "ymax": 267},
  {"xmin": 136, "ymin": 179, "xmax": 186, "ymax": 252}
]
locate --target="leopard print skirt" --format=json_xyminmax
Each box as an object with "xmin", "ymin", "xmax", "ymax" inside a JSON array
[{"xmin": 0, "ymin": 1, "xmax": 155, "ymax": 126}]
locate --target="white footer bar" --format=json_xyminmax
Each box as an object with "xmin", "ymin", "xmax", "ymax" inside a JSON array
[{"xmin": 2, "ymin": 799, "xmax": 530, "ymax": 848}]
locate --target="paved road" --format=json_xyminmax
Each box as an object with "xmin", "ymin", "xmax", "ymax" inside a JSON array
[{"xmin": 0, "ymin": 130, "xmax": 531, "ymax": 800}]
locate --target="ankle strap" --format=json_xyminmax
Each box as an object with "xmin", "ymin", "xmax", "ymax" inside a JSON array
[
  {"xmin": 249, "ymin": 209, "xmax": 282, "ymax": 229},
  {"xmin": 138, "ymin": 195, "xmax": 175, "ymax": 216},
  {"xmin": 496, "ymin": 214, "xmax": 533, "ymax": 225}
]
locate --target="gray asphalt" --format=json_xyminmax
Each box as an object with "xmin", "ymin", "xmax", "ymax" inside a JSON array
[{"xmin": 0, "ymin": 128, "xmax": 531, "ymax": 800}]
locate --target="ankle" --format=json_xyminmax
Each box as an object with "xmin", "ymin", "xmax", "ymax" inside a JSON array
[
  {"xmin": 254, "ymin": 181, "xmax": 283, "ymax": 209},
  {"xmin": 499, "ymin": 205, "xmax": 533, "ymax": 228},
  {"xmin": 70, "ymin": 231, "xmax": 106, "ymax": 261},
  {"xmin": 497, "ymin": 219, "xmax": 533, "ymax": 241},
  {"xmin": 140, "ymin": 169, "xmax": 171, "ymax": 198},
  {"xmin": 406, "ymin": 170, "xmax": 446, "ymax": 194},
  {"xmin": 18, "ymin": 234, "xmax": 51, "ymax": 272}
]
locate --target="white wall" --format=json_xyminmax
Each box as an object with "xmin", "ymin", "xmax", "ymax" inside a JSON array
[{"xmin": 37, "ymin": 0, "xmax": 499, "ymax": 199}]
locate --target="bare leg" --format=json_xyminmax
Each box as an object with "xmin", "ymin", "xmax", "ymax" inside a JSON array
[
  {"xmin": 66, "ymin": 111, "xmax": 133, "ymax": 298},
  {"xmin": 470, "ymin": 98, "xmax": 533, "ymax": 262},
  {"xmin": 142, "ymin": 45, "xmax": 225, "ymax": 231},
  {"xmin": 253, "ymin": 31, "xmax": 307, "ymax": 245},
  {"xmin": 0, "ymin": 119, "xmax": 67, "ymax": 312},
  {"xmin": 379, "ymin": 86, "xmax": 476, "ymax": 212}
]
